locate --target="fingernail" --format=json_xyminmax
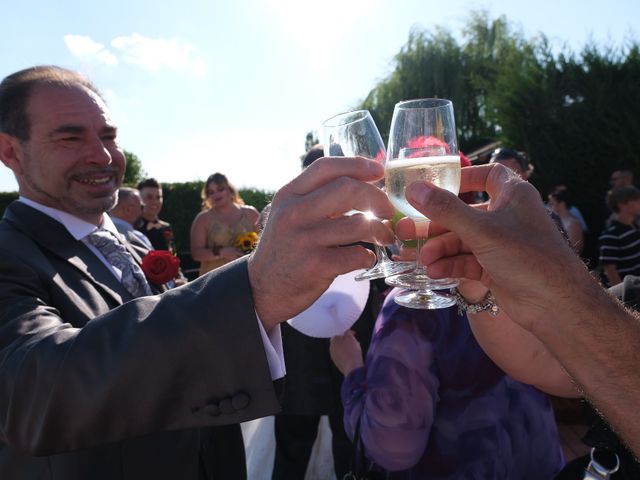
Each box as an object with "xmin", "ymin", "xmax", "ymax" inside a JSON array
[
  {"xmin": 369, "ymin": 161, "xmax": 384, "ymax": 176},
  {"xmin": 406, "ymin": 182, "xmax": 432, "ymax": 204}
]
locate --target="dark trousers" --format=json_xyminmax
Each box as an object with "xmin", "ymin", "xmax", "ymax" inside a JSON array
[{"xmin": 272, "ymin": 414, "xmax": 353, "ymax": 480}]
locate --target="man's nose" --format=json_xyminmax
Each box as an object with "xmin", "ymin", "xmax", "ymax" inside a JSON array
[{"xmin": 85, "ymin": 137, "xmax": 113, "ymax": 165}]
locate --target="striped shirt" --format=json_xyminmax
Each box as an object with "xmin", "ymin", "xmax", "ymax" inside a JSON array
[{"xmin": 599, "ymin": 220, "xmax": 640, "ymax": 282}]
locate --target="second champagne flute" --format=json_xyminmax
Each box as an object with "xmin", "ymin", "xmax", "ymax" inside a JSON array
[
  {"xmin": 384, "ymin": 98, "xmax": 461, "ymax": 309},
  {"xmin": 323, "ymin": 110, "xmax": 413, "ymax": 281}
]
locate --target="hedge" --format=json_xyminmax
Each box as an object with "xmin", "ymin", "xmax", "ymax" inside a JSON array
[{"xmin": 0, "ymin": 184, "xmax": 275, "ymax": 256}]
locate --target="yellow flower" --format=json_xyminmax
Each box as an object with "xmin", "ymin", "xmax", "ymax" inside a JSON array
[{"xmin": 235, "ymin": 231, "xmax": 259, "ymax": 254}]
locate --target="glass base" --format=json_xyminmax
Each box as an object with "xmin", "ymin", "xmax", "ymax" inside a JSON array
[
  {"xmin": 385, "ymin": 272, "xmax": 458, "ymax": 290},
  {"xmin": 355, "ymin": 260, "xmax": 414, "ymax": 281},
  {"xmin": 394, "ymin": 290, "xmax": 457, "ymax": 310}
]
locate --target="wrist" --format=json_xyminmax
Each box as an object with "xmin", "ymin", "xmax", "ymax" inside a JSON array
[{"xmin": 341, "ymin": 359, "xmax": 363, "ymax": 376}]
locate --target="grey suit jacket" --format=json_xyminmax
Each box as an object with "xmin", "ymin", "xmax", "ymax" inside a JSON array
[{"xmin": 0, "ymin": 201, "xmax": 281, "ymax": 479}]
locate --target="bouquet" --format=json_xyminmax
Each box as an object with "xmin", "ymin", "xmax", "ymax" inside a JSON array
[
  {"xmin": 234, "ymin": 231, "xmax": 259, "ymax": 254},
  {"xmin": 141, "ymin": 250, "xmax": 181, "ymax": 284}
]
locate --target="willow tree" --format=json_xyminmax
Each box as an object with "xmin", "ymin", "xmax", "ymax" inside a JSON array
[{"xmin": 360, "ymin": 12, "xmax": 531, "ymax": 152}]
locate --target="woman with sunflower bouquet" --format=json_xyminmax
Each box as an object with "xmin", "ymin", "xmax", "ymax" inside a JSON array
[{"xmin": 190, "ymin": 173, "xmax": 260, "ymax": 276}]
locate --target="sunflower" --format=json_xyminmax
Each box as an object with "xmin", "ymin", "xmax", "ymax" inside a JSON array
[{"xmin": 235, "ymin": 231, "xmax": 259, "ymax": 254}]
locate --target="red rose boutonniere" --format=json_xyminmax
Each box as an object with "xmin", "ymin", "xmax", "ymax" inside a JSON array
[{"xmin": 141, "ymin": 250, "xmax": 181, "ymax": 284}]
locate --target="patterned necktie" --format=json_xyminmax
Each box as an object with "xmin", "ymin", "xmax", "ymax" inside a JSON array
[{"xmin": 87, "ymin": 229, "xmax": 153, "ymax": 298}]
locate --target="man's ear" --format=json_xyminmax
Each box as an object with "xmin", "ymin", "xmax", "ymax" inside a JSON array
[{"xmin": 0, "ymin": 132, "xmax": 24, "ymax": 176}]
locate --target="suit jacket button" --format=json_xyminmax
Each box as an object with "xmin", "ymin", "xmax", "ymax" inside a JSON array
[
  {"xmin": 219, "ymin": 398, "xmax": 234, "ymax": 414},
  {"xmin": 201, "ymin": 404, "xmax": 220, "ymax": 416},
  {"xmin": 231, "ymin": 392, "xmax": 250, "ymax": 410}
]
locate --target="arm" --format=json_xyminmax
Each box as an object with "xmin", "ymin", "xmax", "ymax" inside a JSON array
[
  {"xmin": 334, "ymin": 304, "xmax": 438, "ymax": 471},
  {"xmin": 403, "ymin": 163, "xmax": 640, "ymax": 455},
  {"xmin": 243, "ymin": 205, "xmax": 260, "ymax": 228},
  {"xmin": 457, "ymin": 281, "xmax": 580, "ymax": 398},
  {"xmin": 566, "ymin": 219, "xmax": 584, "ymax": 255},
  {"xmin": 189, "ymin": 211, "xmax": 217, "ymax": 262},
  {"xmin": 329, "ymin": 330, "xmax": 364, "ymax": 376},
  {"xmin": 603, "ymin": 263, "xmax": 622, "ymax": 286},
  {"xmin": 0, "ymin": 252, "xmax": 280, "ymax": 455}
]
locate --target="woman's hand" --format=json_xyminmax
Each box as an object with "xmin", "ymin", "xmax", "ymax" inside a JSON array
[{"xmin": 330, "ymin": 331, "xmax": 364, "ymax": 376}]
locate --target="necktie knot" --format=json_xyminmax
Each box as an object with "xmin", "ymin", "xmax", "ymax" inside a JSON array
[{"xmin": 87, "ymin": 229, "xmax": 153, "ymax": 298}]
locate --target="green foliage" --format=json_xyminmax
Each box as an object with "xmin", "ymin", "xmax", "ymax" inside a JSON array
[
  {"xmin": 359, "ymin": 10, "xmax": 640, "ymax": 265},
  {"xmin": 160, "ymin": 182, "xmax": 204, "ymax": 254},
  {"xmin": 492, "ymin": 40, "xmax": 640, "ymax": 257},
  {"xmin": 239, "ymin": 188, "xmax": 274, "ymax": 212},
  {"xmin": 160, "ymin": 182, "xmax": 273, "ymax": 254},
  {"xmin": 123, "ymin": 150, "xmax": 146, "ymax": 186}
]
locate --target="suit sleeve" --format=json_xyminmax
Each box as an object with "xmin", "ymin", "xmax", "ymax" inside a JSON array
[{"xmin": 0, "ymin": 250, "xmax": 281, "ymax": 455}]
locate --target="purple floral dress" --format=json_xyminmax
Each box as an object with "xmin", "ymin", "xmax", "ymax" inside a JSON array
[{"xmin": 341, "ymin": 289, "xmax": 565, "ymax": 479}]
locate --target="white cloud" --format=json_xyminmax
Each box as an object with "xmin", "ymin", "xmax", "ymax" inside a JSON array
[
  {"xmin": 111, "ymin": 33, "xmax": 207, "ymax": 77},
  {"xmin": 64, "ymin": 34, "xmax": 118, "ymax": 65},
  {"xmin": 64, "ymin": 33, "xmax": 207, "ymax": 77}
]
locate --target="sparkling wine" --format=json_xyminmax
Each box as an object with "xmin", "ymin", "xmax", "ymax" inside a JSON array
[{"xmin": 385, "ymin": 155, "xmax": 461, "ymax": 220}]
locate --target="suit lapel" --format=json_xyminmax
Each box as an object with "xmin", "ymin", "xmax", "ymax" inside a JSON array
[{"xmin": 4, "ymin": 202, "xmax": 134, "ymax": 303}]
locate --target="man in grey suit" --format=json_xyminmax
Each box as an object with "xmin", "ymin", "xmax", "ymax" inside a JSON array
[
  {"xmin": 109, "ymin": 187, "xmax": 153, "ymax": 249},
  {"xmin": 0, "ymin": 66, "xmax": 395, "ymax": 479}
]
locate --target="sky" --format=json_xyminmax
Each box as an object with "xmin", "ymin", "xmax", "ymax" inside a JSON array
[{"xmin": 1, "ymin": 0, "xmax": 638, "ymax": 193}]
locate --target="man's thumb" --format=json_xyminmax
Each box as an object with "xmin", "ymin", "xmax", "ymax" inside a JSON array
[{"xmin": 406, "ymin": 181, "xmax": 477, "ymax": 236}]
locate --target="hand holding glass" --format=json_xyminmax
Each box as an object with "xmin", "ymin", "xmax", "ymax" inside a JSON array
[
  {"xmin": 322, "ymin": 110, "xmax": 413, "ymax": 281},
  {"xmin": 384, "ymin": 98, "xmax": 461, "ymax": 309}
]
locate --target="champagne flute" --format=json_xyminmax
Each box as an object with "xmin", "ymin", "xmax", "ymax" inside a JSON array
[
  {"xmin": 384, "ymin": 98, "xmax": 461, "ymax": 309},
  {"xmin": 323, "ymin": 110, "xmax": 413, "ymax": 281}
]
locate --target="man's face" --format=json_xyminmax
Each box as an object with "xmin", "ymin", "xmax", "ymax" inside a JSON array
[
  {"xmin": 623, "ymin": 198, "xmax": 640, "ymax": 217},
  {"xmin": 610, "ymin": 171, "xmax": 632, "ymax": 189},
  {"xmin": 2, "ymin": 84, "xmax": 125, "ymax": 223},
  {"xmin": 123, "ymin": 192, "xmax": 144, "ymax": 224},
  {"xmin": 140, "ymin": 186, "xmax": 163, "ymax": 219}
]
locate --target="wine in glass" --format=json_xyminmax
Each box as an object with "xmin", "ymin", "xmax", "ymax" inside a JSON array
[
  {"xmin": 384, "ymin": 98, "xmax": 461, "ymax": 309},
  {"xmin": 323, "ymin": 110, "xmax": 413, "ymax": 281}
]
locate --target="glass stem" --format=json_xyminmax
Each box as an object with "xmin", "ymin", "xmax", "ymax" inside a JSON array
[
  {"xmin": 374, "ymin": 244, "xmax": 389, "ymax": 263},
  {"xmin": 414, "ymin": 220, "xmax": 430, "ymax": 276}
]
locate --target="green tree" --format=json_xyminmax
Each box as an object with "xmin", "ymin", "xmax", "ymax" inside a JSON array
[
  {"xmin": 123, "ymin": 150, "xmax": 146, "ymax": 186},
  {"xmin": 358, "ymin": 11, "xmax": 640, "ymax": 265},
  {"xmin": 492, "ymin": 40, "xmax": 640, "ymax": 263},
  {"xmin": 359, "ymin": 12, "xmax": 536, "ymax": 152},
  {"xmin": 361, "ymin": 27, "xmax": 469, "ymax": 146}
]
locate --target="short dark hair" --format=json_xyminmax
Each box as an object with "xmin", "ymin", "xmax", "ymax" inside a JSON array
[
  {"xmin": 548, "ymin": 189, "xmax": 573, "ymax": 208},
  {"xmin": 302, "ymin": 145, "xmax": 324, "ymax": 169},
  {"xmin": 116, "ymin": 187, "xmax": 139, "ymax": 203},
  {"xmin": 606, "ymin": 187, "xmax": 640, "ymax": 213},
  {"xmin": 0, "ymin": 65, "xmax": 102, "ymax": 141},
  {"xmin": 137, "ymin": 178, "xmax": 162, "ymax": 191},
  {"xmin": 490, "ymin": 147, "xmax": 530, "ymax": 173}
]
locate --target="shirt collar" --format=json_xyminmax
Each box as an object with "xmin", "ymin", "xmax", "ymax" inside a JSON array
[{"xmin": 18, "ymin": 196, "xmax": 119, "ymax": 240}]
